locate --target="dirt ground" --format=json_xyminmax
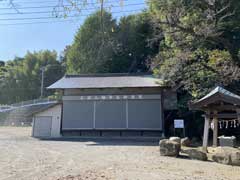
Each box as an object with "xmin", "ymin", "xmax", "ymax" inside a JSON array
[{"xmin": 0, "ymin": 127, "xmax": 239, "ymax": 180}]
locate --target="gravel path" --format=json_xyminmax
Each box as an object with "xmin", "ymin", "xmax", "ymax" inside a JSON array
[{"xmin": 0, "ymin": 127, "xmax": 239, "ymax": 180}]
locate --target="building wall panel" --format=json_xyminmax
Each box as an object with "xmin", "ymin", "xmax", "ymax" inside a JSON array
[
  {"xmin": 128, "ymin": 100, "xmax": 162, "ymax": 130},
  {"xmin": 62, "ymin": 100, "xmax": 94, "ymax": 129},
  {"xmin": 95, "ymin": 100, "xmax": 126, "ymax": 129}
]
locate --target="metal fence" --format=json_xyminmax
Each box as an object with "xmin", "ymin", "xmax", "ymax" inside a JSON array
[{"xmin": 0, "ymin": 98, "xmax": 58, "ymax": 112}]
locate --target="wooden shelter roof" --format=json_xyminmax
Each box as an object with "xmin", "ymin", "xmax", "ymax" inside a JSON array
[{"xmin": 190, "ymin": 86, "xmax": 240, "ymax": 110}]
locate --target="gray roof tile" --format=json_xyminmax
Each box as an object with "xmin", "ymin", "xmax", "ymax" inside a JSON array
[
  {"xmin": 197, "ymin": 86, "xmax": 240, "ymax": 103},
  {"xmin": 190, "ymin": 86, "xmax": 240, "ymax": 109},
  {"xmin": 48, "ymin": 74, "xmax": 165, "ymax": 89}
]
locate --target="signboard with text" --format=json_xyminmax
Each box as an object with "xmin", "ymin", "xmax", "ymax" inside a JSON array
[{"xmin": 174, "ymin": 119, "xmax": 184, "ymax": 129}]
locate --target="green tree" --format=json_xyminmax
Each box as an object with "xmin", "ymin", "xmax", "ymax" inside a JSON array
[
  {"xmin": 66, "ymin": 10, "xmax": 118, "ymax": 74},
  {"xmin": 66, "ymin": 10, "xmax": 158, "ymax": 74},
  {"xmin": 111, "ymin": 12, "xmax": 159, "ymax": 73},
  {"xmin": 0, "ymin": 50, "xmax": 64, "ymax": 104},
  {"xmin": 149, "ymin": 0, "xmax": 240, "ymax": 98}
]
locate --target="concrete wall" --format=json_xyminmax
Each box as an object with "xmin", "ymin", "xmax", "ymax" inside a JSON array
[{"xmin": 33, "ymin": 104, "xmax": 62, "ymax": 137}]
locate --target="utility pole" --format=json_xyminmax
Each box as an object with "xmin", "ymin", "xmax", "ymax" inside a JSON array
[
  {"xmin": 39, "ymin": 64, "xmax": 63, "ymax": 99},
  {"xmin": 40, "ymin": 67, "xmax": 45, "ymax": 99}
]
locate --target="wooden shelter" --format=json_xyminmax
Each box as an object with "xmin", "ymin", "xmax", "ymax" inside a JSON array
[{"xmin": 190, "ymin": 86, "xmax": 240, "ymax": 152}]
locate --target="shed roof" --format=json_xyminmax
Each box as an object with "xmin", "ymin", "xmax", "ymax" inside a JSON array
[
  {"xmin": 47, "ymin": 74, "xmax": 165, "ymax": 89},
  {"xmin": 190, "ymin": 86, "xmax": 240, "ymax": 110},
  {"xmin": 32, "ymin": 102, "xmax": 61, "ymax": 115}
]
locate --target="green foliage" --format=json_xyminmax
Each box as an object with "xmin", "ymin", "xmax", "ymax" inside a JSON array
[
  {"xmin": 149, "ymin": 0, "xmax": 240, "ymax": 99},
  {"xmin": 66, "ymin": 10, "xmax": 157, "ymax": 73},
  {"xmin": 147, "ymin": 0, "xmax": 240, "ymax": 137},
  {"xmin": 0, "ymin": 50, "xmax": 65, "ymax": 104},
  {"xmin": 112, "ymin": 12, "xmax": 159, "ymax": 73},
  {"xmin": 66, "ymin": 11, "xmax": 118, "ymax": 74}
]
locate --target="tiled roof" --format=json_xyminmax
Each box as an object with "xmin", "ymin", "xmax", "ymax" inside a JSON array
[
  {"xmin": 197, "ymin": 86, "xmax": 240, "ymax": 102},
  {"xmin": 190, "ymin": 86, "xmax": 240, "ymax": 109},
  {"xmin": 48, "ymin": 74, "xmax": 165, "ymax": 89}
]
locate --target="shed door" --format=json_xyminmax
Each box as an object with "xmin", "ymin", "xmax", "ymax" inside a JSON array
[{"xmin": 33, "ymin": 116, "xmax": 52, "ymax": 137}]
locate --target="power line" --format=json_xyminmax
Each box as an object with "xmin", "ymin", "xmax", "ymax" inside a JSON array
[
  {"xmin": 0, "ymin": 4, "xmax": 88, "ymax": 10},
  {"xmin": 0, "ymin": 0, "xmax": 61, "ymax": 4},
  {"xmin": 0, "ymin": 4, "xmax": 87, "ymax": 10},
  {"xmin": 0, "ymin": 9, "xmax": 142, "ymax": 25},
  {"xmin": 0, "ymin": 1, "xmax": 145, "ymax": 10},
  {"xmin": 0, "ymin": 9, "xmax": 76, "ymax": 15},
  {"xmin": 0, "ymin": 0, "xmax": 138, "ymax": 4},
  {"xmin": 0, "ymin": 2, "xmax": 145, "ymax": 15},
  {"xmin": 0, "ymin": 8, "xmax": 143, "ymax": 21},
  {"xmin": 0, "ymin": 18, "xmax": 81, "ymax": 25}
]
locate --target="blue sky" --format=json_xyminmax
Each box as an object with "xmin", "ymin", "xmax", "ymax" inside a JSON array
[{"xmin": 0, "ymin": 0, "xmax": 146, "ymax": 61}]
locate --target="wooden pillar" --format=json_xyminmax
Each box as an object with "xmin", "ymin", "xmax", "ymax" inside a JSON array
[
  {"xmin": 236, "ymin": 108, "xmax": 240, "ymax": 124},
  {"xmin": 202, "ymin": 110, "xmax": 210, "ymax": 152},
  {"xmin": 161, "ymin": 90, "xmax": 165, "ymax": 138},
  {"xmin": 213, "ymin": 110, "xmax": 218, "ymax": 147}
]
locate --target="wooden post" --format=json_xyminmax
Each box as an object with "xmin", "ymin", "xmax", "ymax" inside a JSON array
[
  {"xmin": 236, "ymin": 108, "xmax": 240, "ymax": 124},
  {"xmin": 202, "ymin": 110, "xmax": 210, "ymax": 152},
  {"xmin": 213, "ymin": 110, "xmax": 218, "ymax": 147},
  {"xmin": 161, "ymin": 90, "xmax": 165, "ymax": 138}
]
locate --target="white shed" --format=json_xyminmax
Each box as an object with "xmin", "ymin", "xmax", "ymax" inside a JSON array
[{"xmin": 32, "ymin": 103, "xmax": 62, "ymax": 138}]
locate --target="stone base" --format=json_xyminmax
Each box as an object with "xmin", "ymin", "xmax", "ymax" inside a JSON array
[
  {"xmin": 62, "ymin": 130, "xmax": 163, "ymax": 137},
  {"xmin": 121, "ymin": 131, "xmax": 142, "ymax": 137},
  {"xmin": 101, "ymin": 131, "xmax": 121, "ymax": 137},
  {"xmin": 81, "ymin": 131, "xmax": 101, "ymax": 137},
  {"xmin": 142, "ymin": 131, "xmax": 162, "ymax": 137},
  {"xmin": 62, "ymin": 131, "xmax": 81, "ymax": 136}
]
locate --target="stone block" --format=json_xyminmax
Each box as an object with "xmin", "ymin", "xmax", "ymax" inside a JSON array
[{"xmin": 159, "ymin": 139, "xmax": 181, "ymax": 157}]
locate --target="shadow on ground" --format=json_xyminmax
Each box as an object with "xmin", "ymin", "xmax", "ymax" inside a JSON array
[{"xmin": 38, "ymin": 137, "xmax": 160, "ymax": 146}]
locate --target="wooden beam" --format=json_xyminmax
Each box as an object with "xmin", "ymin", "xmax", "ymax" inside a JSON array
[
  {"xmin": 201, "ymin": 104, "xmax": 240, "ymax": 111},
  {"xmin": 213, "ymin": 110, "xmax": 218, "ymax": 147},
  {"xmin": 202, "ymin": 110, "xmax": 210, "ymax": 152},
  {"xmin": 202, "ymin": 113, "xmax": 237, "ymax": 119}
]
